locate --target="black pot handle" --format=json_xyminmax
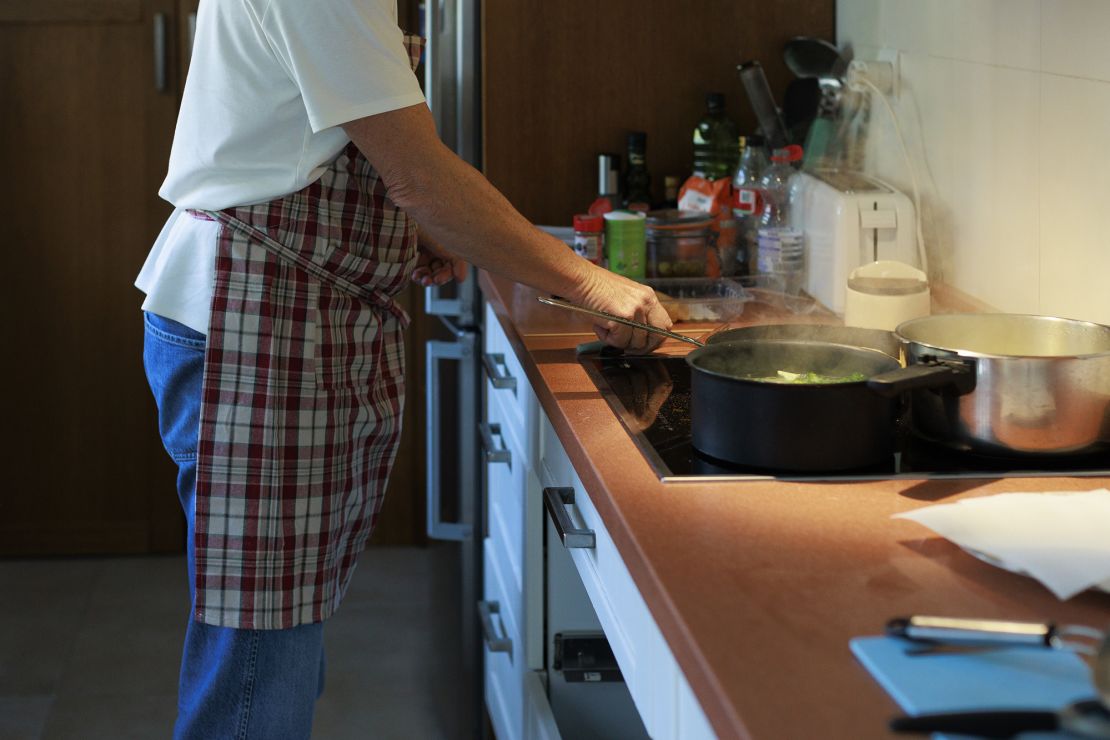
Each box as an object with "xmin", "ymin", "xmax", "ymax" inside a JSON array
[{"xmin": 867, "ymin": 360, "xmax": 976, "ymax": 398}]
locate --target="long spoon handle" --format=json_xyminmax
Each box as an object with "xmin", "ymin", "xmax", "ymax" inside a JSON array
[{"xmin": 537, "ymin": 296, "xmax": 705, "ymax": 347}]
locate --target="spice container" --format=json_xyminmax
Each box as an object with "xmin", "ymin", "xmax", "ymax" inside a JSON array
[
  {"xmin": 645, "ymin": 209, "xmax": 712, "ymax": 278},
  {"xmin": 604, "ymin": 210, "xmax": 647, "ymax": 279},
  {"xmin": 572, "ymin": 213, "xmax": 604, "ymax": 265}
]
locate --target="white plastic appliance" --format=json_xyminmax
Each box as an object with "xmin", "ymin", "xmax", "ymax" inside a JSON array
[{"xmin": 789, "ymin": 170, "xmax": 918, "ymax": 314}]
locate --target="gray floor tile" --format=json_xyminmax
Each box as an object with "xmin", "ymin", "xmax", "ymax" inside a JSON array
[
  {"xmin": 344, "ymin": 545, "xmax": 446, "ymax": 606},
  {"xmin": 3, "ymin": 546, "xmax": 467, "ymax": 739},
  {"xmin": 0, "ymin": 696, "xmax": 53, "ymax": 740},
  {"xmin": 55, "ymin": 558, "xmax": 187, "ymax": 698},
  {"xmin": 0, "ymin": 560, "xmax": 101, "ymax": 695},
  {"xmin": 40, "ymin": 692, "xmax": 177, "ymax": 740}
]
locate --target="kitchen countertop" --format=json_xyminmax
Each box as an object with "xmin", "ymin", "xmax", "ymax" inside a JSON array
[{"xmin": 478, "ymin": 270, "xmax": 1110, "ymax": 740}]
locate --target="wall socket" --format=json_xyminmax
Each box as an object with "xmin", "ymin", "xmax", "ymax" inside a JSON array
[{"xmin": 877, "ymin": 47, "xmax": 901, "ymax": 99}]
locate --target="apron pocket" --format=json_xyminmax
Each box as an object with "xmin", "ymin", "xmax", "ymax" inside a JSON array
[{"xmin": 313, "ymin": 283, "xmax": 390, "ymax": 391}]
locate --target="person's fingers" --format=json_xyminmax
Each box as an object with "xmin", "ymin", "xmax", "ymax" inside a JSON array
[
  {"xmin": 596, "ymin": 320, "xmax": 632, "ymax": 349},
  {"xmin": 453, "ymin": 260, "xmax": 469, "ymax": 283}
]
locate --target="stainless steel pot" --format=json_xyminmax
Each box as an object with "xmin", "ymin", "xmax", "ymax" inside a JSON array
[{"xmin": 870, "ymin": 314, "xmax": 1110, "ymax": 456}]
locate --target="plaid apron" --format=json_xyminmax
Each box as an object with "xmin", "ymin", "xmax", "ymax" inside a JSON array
[{"xmin": 192, "ymin": 35, "xmax": 424, "ymax": 630}]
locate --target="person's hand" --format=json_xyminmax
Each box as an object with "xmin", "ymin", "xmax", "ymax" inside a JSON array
[
  {"xmin": 570, "ymin": 266, "xmax": 673, "ymax": 352},
  {"xmin": 411, "ymin": 239, "xmax": 469, "ymax": 287}
]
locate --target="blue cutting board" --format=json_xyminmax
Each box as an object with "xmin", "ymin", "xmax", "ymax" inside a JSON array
[{"xmin": 850, "ymin": 636, "xmax": 1095, "ymax": 739}]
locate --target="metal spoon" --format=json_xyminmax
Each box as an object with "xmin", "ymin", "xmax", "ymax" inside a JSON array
[{"xmin": 537, "ymin": 296, "xmax": 705, "ymax": 347}]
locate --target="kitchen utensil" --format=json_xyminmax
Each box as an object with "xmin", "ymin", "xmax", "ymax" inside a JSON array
[
  {"xmin": 887, "ymin": 615, "xmax": 1110, "ymax": 707},
  {"xmin": 868, "ymin": 313, "xmax": 1110, "ymax": 457},
  {"xmin": 783, "ymin": 36, "xmax": 848, "ymax": 80},
  {"xmin": 843, "ymin": 260, "xmax": 930, "ymax": 331},
  {"xmin": 737, "ymin": 61, "xmax": 790, "ymax": 150},
  {"xmin": 890, "ymin": 699, "xmax": 1110, "ymax": 738},
  {"xmin": 537, "ymin": 296, "xmax": 705, "ymax": 347},
  {"xmin": 687, "ymin": 339, "xmax": 902, "ymax": 471}
]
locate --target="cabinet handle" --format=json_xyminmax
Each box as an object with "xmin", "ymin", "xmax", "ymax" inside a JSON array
[
  {"xmin": 543, "ymin": 487, "xmax": 596, "ymax": 549},
  {"xmin": 481, "ymin": 352, "xmax": 517, "ymax": 392},
  {"xmin": 153, "ymin": 12, "xmax": 168, "ymax": 92},
  {"xmin": 477, "ymin": 600, "xmax": 512, "ymax": 655},
  {"xmin": 478, "ymin": 422, "xmax": 511, "ymax": 466},
  {"xmin": 187, "ymin": 12, "xmax": 197, "ymax": 59}
]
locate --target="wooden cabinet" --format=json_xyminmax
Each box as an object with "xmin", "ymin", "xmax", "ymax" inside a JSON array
[
  {"xmin": 482, "ymin": 0, "xmax": 836, "ymax": 226},
  {"xmin": 0, "ymin": 0, "xmax": 429, "ymax": 554},
  {"xmin": 0, "ymin": 0, "xmax": 185, "ymax": 554}
]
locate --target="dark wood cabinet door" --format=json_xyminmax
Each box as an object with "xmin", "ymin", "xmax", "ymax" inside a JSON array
[{"xmin": 0, "ymin": 0, "xmax": 184, "ymax": 554}]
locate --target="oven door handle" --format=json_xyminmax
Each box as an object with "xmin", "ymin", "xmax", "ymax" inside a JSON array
[
  {"xmin": 426, "ymin": 337, "xmax": 475, "ymax": 541},
  {"xmin": 543, "ymin": 487, "xmax": 595, "ymax": 549}
]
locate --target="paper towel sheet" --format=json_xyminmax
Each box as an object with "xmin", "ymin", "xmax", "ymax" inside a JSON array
[{"xmin": 894, "ymin": 489, "xmax": 1110, "ymax": 600}]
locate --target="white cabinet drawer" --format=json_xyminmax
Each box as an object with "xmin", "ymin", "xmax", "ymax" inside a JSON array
[
  {"xmin": 483, "ymin": 536, "xmax": 524, "ymax": 740},
  {"xmin": 538, "ymin": 410, "xmax": 716, "ymax": 740},
  {"xmin": 484, "ymin": 302, "xmax": 536, "ymax": 457},
  {"xmin": 485, "ymin": 392, "xmax": 526, "ymax": 591}
]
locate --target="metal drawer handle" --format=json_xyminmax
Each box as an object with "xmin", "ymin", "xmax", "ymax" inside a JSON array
[
  {"xmin": 481, "ymin": 352, "xmax": 517, "ymax": 392},
  {"xmin": 153, "ymin": 12, "xmax": 168, "ymax": 92},
  {"xmin": 477, "ymin": 600, "xmax": 512, "ymax": 655},
  {"xmin": 543, "ymin": 487, "xmax": 596, "ymax": 549},
  {"xmin": 479, "ymin": 422, "xmax": 511, "ymax": 466}
]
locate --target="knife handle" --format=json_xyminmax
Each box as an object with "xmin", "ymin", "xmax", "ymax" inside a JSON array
[
  {"xmin": 890, "ymin": 709, "xmax": 1058, "ymax": 737},
  {"xmin": 886, "ymin": 616, "xmax": 1055, "ymax": 648}
]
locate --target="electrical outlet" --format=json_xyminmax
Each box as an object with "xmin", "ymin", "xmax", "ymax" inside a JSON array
[{"xmin": 877, "ymin": 48, "xmax": 901, "ymax": 99}]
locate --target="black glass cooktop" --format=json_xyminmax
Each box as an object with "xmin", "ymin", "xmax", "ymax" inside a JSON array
[{"xmin": 581, "ymin": 354, "xmax": 1110, "ymax": 483}]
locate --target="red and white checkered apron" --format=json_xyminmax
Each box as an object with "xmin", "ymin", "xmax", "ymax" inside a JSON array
[{"xmin": 192, "ymin": 36, "xmax": 424, "ymax": 630}]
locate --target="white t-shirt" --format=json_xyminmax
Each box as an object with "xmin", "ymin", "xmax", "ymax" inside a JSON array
[{"xmin": 136, "ymin": 0, "xmax": 425, "ymax": 334}]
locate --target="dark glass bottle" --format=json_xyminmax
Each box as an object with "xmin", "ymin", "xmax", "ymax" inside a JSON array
[
  {"xmin": 623, "ymin": 131, "xmax": 652, "ymax": 211},
  {"xmin": 692, "ymin": 93, "xmax": 740, "ymax": 180}
]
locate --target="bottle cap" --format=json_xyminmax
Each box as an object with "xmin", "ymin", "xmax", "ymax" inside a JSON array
[
  {"xmin": 771, "ymin": 148, "xmax": 792, "ymax": 163},
  {"xmin": 573, "ymin": 213, "xmax": 604, "ymax": 232},
  {"xmin": 785, "ymin": 144, "xmax": 804, "ymax": 162},
  {"xmin": 626, "ymin": 131, "xmax": 647, "ymax": 151},
  {"xmin": 706, "ymin": 92, "xmax": 725, "ymax": 112}
]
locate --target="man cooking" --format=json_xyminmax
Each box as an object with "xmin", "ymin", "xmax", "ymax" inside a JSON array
[{"xmin": 135, "ymin": 0, "xmax": 670, "ymax": 736}]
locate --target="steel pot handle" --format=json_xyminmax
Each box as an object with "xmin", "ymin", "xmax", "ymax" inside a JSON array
[{"xmin": 867, "ymin": 360, "xmax": 976, "ymax": 398}]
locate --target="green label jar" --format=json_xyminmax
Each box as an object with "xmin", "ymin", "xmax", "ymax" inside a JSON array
[{"xmin": 603, "ymin": 210, "xmax": 647, "ymax": 280}]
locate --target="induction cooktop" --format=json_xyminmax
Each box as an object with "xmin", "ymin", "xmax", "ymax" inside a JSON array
[{"xmin": 581, "ymin": 353, "xmax": 1110, "ymax": 483}]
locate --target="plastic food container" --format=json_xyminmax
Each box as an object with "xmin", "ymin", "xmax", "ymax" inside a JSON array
[
  {"xmin": 645, "ymin": 210, "xmax": 712, "ymax": 278},
  {"xmin": 644, "ymin": 277, "xmax": 752, "ymax": 323}
]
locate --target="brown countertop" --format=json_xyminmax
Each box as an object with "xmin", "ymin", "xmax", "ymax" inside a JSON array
[{"xmin": 478, "ymin": 271, "xmax": 1110, "ymax": 740}]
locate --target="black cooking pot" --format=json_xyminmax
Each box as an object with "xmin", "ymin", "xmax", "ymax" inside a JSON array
[
  {"xmin": 706, "ymin": 323, "xmax": 902, "ymax": 360},
  {"xmin": 688, "ymin": 339, "xmax": 904, "ymax": 471}
]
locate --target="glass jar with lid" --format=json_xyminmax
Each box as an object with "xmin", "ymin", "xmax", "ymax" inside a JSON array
[{"xmin": 645, "ymin": 210, "xmax": 713, "ymax": 278}]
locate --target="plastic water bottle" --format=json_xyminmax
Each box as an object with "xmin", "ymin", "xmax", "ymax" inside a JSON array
[
  {"xmin": 731, "ymin": 135, "xmax": 769, "ymax": 276},
  {"xmin": 756, "ymin": 148, "xmax": 805, "ymax": 294},
  {"xmin": 692, "ymin": 93, "xmax": 740, "ymax": 180}
]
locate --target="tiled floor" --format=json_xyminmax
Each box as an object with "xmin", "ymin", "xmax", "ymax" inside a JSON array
[{"xmin": 0, "ymin": 545, "xmax": 468, "ymax": 740}]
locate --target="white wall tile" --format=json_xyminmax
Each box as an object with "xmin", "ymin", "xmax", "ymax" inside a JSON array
[
  {"xmin": 881, "ymin": 0, "xmax": 950, "ymax": 58},
  {"xmin": 837, "ymin": 0, "xmax": 883, "ymax": 51},
  {"xmin": 1039, "ymin": 75, "xmax": 1110, "ymax": 324},
  {"xmin": 839, "ymin": 0, "xmax": 1110, "ymax": 321},
  {"xmin": 1043, "ymin": 0, "xmax": 1110, "ymax": 83},
  {"xmin": 948, "ymin": 0, "xmax": 1041, "ymax": 70}
]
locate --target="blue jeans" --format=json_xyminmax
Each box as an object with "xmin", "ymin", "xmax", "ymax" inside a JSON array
[{"xmin": 143, "ymin": 312, "xmax": 326, "ymax": 740}]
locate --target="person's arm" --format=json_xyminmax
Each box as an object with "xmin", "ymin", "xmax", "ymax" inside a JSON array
[{"xmin": 343, "ymin": 103, "xmax": 670, "ymax": 351}]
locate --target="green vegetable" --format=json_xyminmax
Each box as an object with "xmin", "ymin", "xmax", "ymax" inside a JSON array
[{"xmin": 750, "ymin": 370, "xmax": 868, "ymax": 385}]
